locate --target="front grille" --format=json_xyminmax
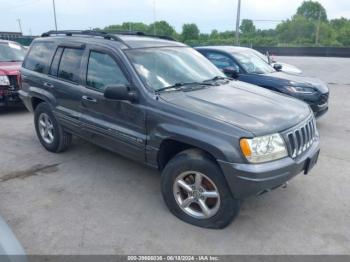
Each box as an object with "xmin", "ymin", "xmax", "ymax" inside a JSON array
[
  {"xmin": 319, "ymin": 93, "xmax": 329, "ymax": 105},
  {"xmin": 8, "ymin": 75, "xmax": 19, "ymax": 91},
  {"xmin": 287, "ymin": 117, "xmax": 317, "ymax": 158}
]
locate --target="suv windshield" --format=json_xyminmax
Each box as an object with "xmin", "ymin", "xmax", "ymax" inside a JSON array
[
  {"xmin": 126, "ymin": 47, "xmax": 225, "ymax": 91},
  {"xmin": 0, "ymin": 42, "xmax": 26, "ymax": 62},
  {"xmin": 232, "ymin": 51, "xmax": 275, "ymax": 74}
]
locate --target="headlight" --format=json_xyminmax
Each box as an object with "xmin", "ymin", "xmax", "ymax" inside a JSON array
[
  {"xmin": 286, "ymin": 86, "xmax": 315, "ymax": 94},
  {"xmin": 0, "ymin": 75, "xmax": 10, "ymax": 86},
  {"xmin": 240, "ymin": 134, "xmax": 288, "ymax": 163}
]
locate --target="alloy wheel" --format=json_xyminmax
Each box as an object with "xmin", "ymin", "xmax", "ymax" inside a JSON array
[
  {"xmin": 38, "ymin": 113, "xmax": 55, "ymax": 144},
  {"xmin": 173, "ymin": 171, "xmax": 221, "ymax": 219}
]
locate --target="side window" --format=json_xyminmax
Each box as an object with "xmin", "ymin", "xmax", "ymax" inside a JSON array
[
  {"xmin": 49, "ymin": 47, "xmax": 63, "ymax": 76},
  {"xmin": 58, "ymin": 48, "xmax": 84, "ymax": 84},
  {"xmin": 23, "ymin": 42, "xmax": 55, "ymax": 73},
  {"xmin": 86, "ymin": 51, "xmax": 128, "ymax": 92},
  {"xmin": 206, "ymin": 52, "xmax": 239, "ymax": 71}
]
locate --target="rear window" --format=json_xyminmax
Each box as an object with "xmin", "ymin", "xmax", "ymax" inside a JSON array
[
  {"xmin": 0, "ymin": 42, "xmax": 26, "ymax": 62},
  {"xmin": 23, "ymin": 42, "xmax": 55, "ymax": 73},
  {"xmin": 57, "ymin": 48, "xmax": 83, "ymax": 84}
]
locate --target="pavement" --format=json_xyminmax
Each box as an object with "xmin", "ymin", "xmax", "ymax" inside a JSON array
[{"xmin": 0, "ymin": 57, "xmax": 349, "ymax": 255}]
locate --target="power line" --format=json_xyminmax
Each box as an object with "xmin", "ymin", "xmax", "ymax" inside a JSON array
[
  {"xmin": 52, "ymin": 0, "xmax": 58, "ymax": 31},
  {"xmin": 16, "ymin": 18, "xmax": 23, "ymax": 34},
  {"xmin": 235, "ymin": 0, "xmax": 241, "ymax": 45}
]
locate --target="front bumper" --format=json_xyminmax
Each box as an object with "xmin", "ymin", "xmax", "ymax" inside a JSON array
[
  {"xmin": 311, "ymin": 103, "xmax": 328, "ymax": 118},
  {"xmin": 0, "ymin": 90, "xmax": 22, "ymax": 107},
  {"xmin": 218, "ymin": 140, "xmax": 320, "ymax": 199},
  {"xmin": 306, "ymin": 93, "xmax": 329, "ymax": 119}
]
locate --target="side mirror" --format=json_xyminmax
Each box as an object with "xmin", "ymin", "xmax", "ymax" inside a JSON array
[
  {"xmin": 222, "ymin": 67, "xmax": 239, "ymax": 78},
  {"xmin": 104, "ymin": 85, "xmax": 137, "ymax": 102},
  {"xmin": 273, "ymin": 63, "xmax": 283, "ymax": 71}
]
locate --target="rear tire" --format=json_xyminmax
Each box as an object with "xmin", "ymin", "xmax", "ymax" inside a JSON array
[
  {"xmin": 161, "ymin": 149, "xmax": 240, "ymax": 229},
  {"xmin": 34, "ymin": 102, "xmax": 72, "ymax": 153}
]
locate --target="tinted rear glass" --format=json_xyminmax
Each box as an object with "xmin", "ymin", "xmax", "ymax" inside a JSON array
[
  {"xmin": 49, "ymin": 47, "xmax": 64, "ymax": 76},
  {"xmin": 58, "ymin": 48, "xmax": 83, "ymax": 83},
  {"xmin": 23, "ymin": 42, "xmax": 55, "ymax": 73}
]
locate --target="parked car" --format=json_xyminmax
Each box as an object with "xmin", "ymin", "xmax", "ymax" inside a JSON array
[
  {"xmin": 195, "ymin": 46, "xmax": 329, "ymax": 118},
  {"xmin": 249, "ymin": 48, "xmax": 303, "ymax": 75},
  {"xmin": 20, "ymin": 31, "xmax": 320, "ymax": 229},
  {"xmin": 0, "ymin": 40, "xmax": 26, "ymax": 107}
]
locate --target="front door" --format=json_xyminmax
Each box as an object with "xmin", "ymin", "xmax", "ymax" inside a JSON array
[{"xmin": 80, "ymin": 48, "xmax": 146, "ymax": 163}]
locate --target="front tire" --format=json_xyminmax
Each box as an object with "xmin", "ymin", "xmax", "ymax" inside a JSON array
[
  {"xmin": 161, "ymin": 149, "xmax": 240, "ymax": 229},
  {"xmin": 34, "ymin": 102, "xmax": 72, "ymax": 153}
]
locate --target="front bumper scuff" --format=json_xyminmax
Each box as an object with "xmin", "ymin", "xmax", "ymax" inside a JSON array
[{"xmin": 218, "ymin": 140, "xmax": 320, "ymax": 199}]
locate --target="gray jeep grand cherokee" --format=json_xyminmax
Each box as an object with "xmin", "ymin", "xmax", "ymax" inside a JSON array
[{"xmin": 19, "ymin": 31, "xmax": 320, "ymax": 229}]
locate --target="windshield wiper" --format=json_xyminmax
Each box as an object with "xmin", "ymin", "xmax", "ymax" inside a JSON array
[{"xmin": 155, "ymin": 81, "xmax": 213, "ymax": 93}]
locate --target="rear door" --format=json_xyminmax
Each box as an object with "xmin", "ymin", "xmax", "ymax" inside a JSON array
[
  {"xmin": 79, "ymin": 46, "xmax": 146, "ymax": 162},
  {"xmin": 21, "ymin": 41, "xmax": 56, "ymax": 101},
  {"xmin": 46, "ymin": 44, "xmax": 86, "ymax": 134}
]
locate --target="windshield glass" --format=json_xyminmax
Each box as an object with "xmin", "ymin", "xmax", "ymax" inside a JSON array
[
  {"xmin": 0, "ymin": 42, "xmax": 26, "ymax": 62},
  {"xmin": 250, "ymin": 49, "xmax": 269, "ymax": 64},
  {"xmin": 126, "ymin": 47, "xmax": 225, "ymax": 91},
  {"xmin": 232, "ymin": 51, "xmax": 275, "ymax": 74}
]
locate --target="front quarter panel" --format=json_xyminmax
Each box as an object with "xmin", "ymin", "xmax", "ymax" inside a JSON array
[{"xmin": 145, "ymin": 99, "xmax": 252, "ymax": 167}]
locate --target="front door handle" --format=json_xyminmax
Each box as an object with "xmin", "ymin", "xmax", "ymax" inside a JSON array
[{"xmin": 82, "ymin": 95, "xmax": 97, "ymax": 103}]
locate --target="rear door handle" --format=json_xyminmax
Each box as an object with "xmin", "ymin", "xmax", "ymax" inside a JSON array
[
  {"xmin": 43, "ymin": 81, "xmax": 54, "ymax": 88},
  {"xmin": 82, "ymin": 95, "xmax": 97, "ymax": 103}
]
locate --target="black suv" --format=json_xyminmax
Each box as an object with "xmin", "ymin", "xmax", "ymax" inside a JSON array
[{"xmin": 20, "ymin": 31, "xmax": 320, "ymax": 229}]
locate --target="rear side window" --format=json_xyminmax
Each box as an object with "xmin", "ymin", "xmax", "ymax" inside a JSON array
[
  {"xmin": 58, "ymin": 48, "xmax": 83, "ymax": 84},
  {"xmin": 49, "ymin": 47, "xmax": 64, "ymax": 76},
  {"xmin": 23, "ymin": 42, "xmax": 55, "ymax": 73},
  {"xmin": 86, "ymin": 51, "xmax": 128, "ymax": 91}
]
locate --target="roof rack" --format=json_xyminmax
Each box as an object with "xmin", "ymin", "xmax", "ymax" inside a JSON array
[
  {"xmin": 101, "ymin": 30, "xmax": 176, "ymax": 41},
  {"xmin": 41, "ymin": 30, "xmax": 131, "ymax": 48},
  {"xmin": 41, "ymin": 30, "xmax": 176, "ymax": 43}
]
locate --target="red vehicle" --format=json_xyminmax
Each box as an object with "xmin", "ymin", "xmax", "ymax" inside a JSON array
[{"xmin": 0, "ymin": 40, "xmax": 26, "ymax": 107}]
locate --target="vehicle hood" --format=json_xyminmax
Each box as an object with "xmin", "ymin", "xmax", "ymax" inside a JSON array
[
  {"xmin": 159, "ymin": 81, "xmax": 311, "ymax": 136},
  {"xmin": 263, "ymin": 71, "xmax": 329, "ymax": 94},
  {"xmin": 0, "ymin": 62, "xmax": 21, "ymax": 75},
  {"xmin": 273, "ymin": 62, "xmax": 302, "ymax": 75}
]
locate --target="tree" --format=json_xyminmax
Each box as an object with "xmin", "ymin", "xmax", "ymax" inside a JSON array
[
  {"xmin": 240, "ymin": 19, "xmax": 256, "ymax": 34},
  {"xmin": 296, "ymin": 1, "xmax": 327, "ymax": 22},
  {"xmin": 181, "ymin": 23, "xmax": 200, "ymax": 41},
  {"xmin": 276, "ymin": 16, "xmax": 316, "ymax": 44},
  {"xmin": 210, "ymin": 29, "xmax": 220, "ymax": 39},
  {"xmin": 104, "ymin": 22, "xmax": 149, "ymax": 32},
  {"xmin": 149, "ymin": 20, "xmax": 175, "ymax": 36},
  {"xmin": 330, "ymin": 17, "xmax": 350, "ymax": 30},
  {"xmin": 337, "ymin": 26, "xmax": 350, "ymax": 46}
]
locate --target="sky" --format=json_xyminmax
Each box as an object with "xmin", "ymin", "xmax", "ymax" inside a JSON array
[{"xmin": 0, "ymin": 0, "xmax": 350, "ymax": 35}]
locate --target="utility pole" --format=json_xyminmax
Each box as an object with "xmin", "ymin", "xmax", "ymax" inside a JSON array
[
  {"xmin": 315, "ymin": 11, "xmax": 321, "ymax": 45},
  {"xmin": 52, "ymin": 0, "xmax": 58, "ymax": 31},
  {"xmin": 16, "ymin": 19, "xmax": 23, "ymax": 34},
  {"xmin": 235, "ymin": 0, "xmax": 241, "ymax": 46},
  {"xmin": 153, "ymin": 0, "xmax": 157, "ymax": 34}
]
